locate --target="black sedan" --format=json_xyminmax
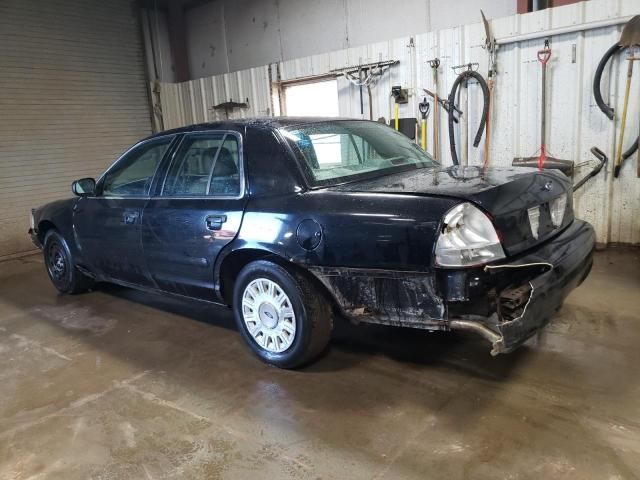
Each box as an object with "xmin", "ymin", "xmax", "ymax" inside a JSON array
[{"xmin": 29, "ymin": 118, "xmax": 594, "ymax": 368}]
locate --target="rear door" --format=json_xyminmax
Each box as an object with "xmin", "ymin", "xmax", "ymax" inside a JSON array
[
  {"xmin": 141, "ymin": 131, "xmax": 246, "ymax": 300},
  {"xmin": 74, "ymin": 135, "xmax": 175, "ymax": 286}
]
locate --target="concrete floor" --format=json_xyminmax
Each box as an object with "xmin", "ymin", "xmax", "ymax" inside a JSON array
[{"xmin": 0, "ymin": 250, "xmax": 638, "ymax": 479}]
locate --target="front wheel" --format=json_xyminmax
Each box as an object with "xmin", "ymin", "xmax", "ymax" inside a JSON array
[
  {"xmin": 43, "ymin": 230, "xmax": 93, "ymax": 294},
  {"xmin": 233, "ymin": 260, "xmax": 333, "ymax": 368}
]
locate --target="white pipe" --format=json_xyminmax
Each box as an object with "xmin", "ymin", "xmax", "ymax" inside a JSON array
[{"xmin": 496, "ymin": 16, "xmax": 632, "ymax": 46}]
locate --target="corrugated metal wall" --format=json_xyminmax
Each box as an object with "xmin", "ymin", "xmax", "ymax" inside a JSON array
[
  {"xmin": 159, "ymin": 66, "xmax": 273, "ymax": 126},
  {"xmin": 0, "ymin": 0, "xmax": 152, "ymax": 258},
  {"xmin": 159, "ymin": 0, "xmax": 639, "ymax": 245}
]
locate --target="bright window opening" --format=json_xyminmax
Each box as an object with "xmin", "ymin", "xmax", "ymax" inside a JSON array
[{"xmin": 284, "ymin": 80, "xmax": 339, "ymax": 117}]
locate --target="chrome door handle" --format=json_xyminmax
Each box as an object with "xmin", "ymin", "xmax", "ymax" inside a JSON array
[{"xmin": 205, "ymin": 215, "xmax": 227, "ymax": 230}]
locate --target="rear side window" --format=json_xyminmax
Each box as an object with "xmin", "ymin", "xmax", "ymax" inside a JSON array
[
  {"xmin": 102, "ymin": 137, "xmax": 173, "ymax": 197},
  {"xmin": 163, "ymin": 134, "xmax": 241, "ymax": 197}
]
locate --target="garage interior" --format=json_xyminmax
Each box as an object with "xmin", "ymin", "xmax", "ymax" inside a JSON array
[{"xmin": 1, "ymin": 0, "xmax": 639, "ymax": 478}]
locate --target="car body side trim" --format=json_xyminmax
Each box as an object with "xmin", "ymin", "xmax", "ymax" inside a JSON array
[{"xmin": 96, "ymin": 273, "xmax": 229, "ymax": 307}]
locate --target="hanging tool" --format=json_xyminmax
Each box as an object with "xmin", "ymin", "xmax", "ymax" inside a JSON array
[
  {"xmin": 573, "ymin": 147, "xmax": 608, "ymax": 192},
  {"xmin": 422, "ymin": 88, "xmax": 462, "ymax": 120},
  {"xmin": 212, "ymin": 98, "xmax": 249, "ymax": 119},
  {"xmin": 428, "ymin": 58, "xmax": 441, "ymax": 160},
  {"xmin": 333, "ymin": 60, "xmax": 399, "ymax": 120},
  {"xmin": 615, "ymin": 51, "xmax": 636, "ymax": 177},
  {"xmin": 447, "ymin": 63, "xmax": 490, "ymax": 166},
  {"xmin": 594, "ymin": 43, "xmax": 626, "ymax": 120},
  {"xmin": 391, "ymin": 86, "xmax": 408, "ymax": 131},
  {"xmin": 593, "ymin": 42, "xmax": 639, "ymax": 162},
  {"xmin": 613, "ymin": 16, "xmax": 640, "ymax": 177},
  {"xmin": 358, "ymin": 68, "xmax": 365, "ymax": 117},
  {"xmin": 481, "ymin": 10, "xmax": 498, "ymax": 168},
  {"xmin": 513, "ymin": 40, "xmax": 574, "ymax": 175},
  {"xmin": 418, "ymin": 97, "xmax": 431, "ymax": 151}
]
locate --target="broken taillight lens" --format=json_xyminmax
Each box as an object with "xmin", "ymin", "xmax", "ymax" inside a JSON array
[{"xmin": 435, "ymin": 203, "xmax": 505, "ymax": 267}]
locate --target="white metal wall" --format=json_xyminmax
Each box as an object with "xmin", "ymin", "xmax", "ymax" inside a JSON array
[
  {"xmin": 158, "ymin": 66, "xmax": 273, "ymax": 128},
  {"xmin": 0, "ymin": 0, "xmax": 152, "ymax": 258},
  {"xmin": 159, "ymin": 0, "xmax": 640, "ymax": 245}
]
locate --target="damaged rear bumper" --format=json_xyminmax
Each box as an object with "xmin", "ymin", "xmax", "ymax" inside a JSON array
[
  {"xmin": 309, "ymin": 219, "xmax": 594, "ymax": 355},
  {"xmin": 455, "ymin": 219, "xmax": 595, "ymax": 354}
]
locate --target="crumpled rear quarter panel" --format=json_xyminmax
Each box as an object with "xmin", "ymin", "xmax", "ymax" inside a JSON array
[{"xmin": 309, "ymin": 267, "xmax": 447, "ymax": 329}]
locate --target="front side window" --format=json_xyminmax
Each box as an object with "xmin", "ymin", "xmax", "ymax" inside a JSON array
[
  {"xmin": 102, "ymin": 137, "xmax": 173, "ymax": 196},
  {"xmin": 163, "ymin": 133, "xmax": 241, "ymax": 197},
  {"xmin": 281, "ymin": 121, "xmax": 436, "ymax": 187}
]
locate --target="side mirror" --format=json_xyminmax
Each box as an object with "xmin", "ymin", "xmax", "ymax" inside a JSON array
[{"xmin": 72, "ymin": 178, "xmax": 96, "ymax": 196}]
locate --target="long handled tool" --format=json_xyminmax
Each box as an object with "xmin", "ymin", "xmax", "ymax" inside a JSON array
[
  {"xmin": 573, "ymin": 147, "xmax": 608, "ymax": 192},
  {"xmin": 614, "ymin": 16, "xmax": 640, "ymax": 177},
  {"xmin": 423, "ymin": 88, "xmax": 462, "ymax": 120},
  {"xmin": 513, "ymin": 40, "xmax": 574, "ymax": 176},
  {"xmin": 428, "ymin": 59, "xmax": 441, "ymax": 160},
  {"xmin": 615, "ymin": 52, "xmax": 635, "ymax": 177},
  {"xmin": 418, "ymin": 98, "xmax": 431, "ymax": 151},
  {"xmin": 391, "ymin": 86, "xmax": 408, "ymax": 131},
  {"xmin": 481, "ymin": 10, "xmax": 497, "ymax": 168}
]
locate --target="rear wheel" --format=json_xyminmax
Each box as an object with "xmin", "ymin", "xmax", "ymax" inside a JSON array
[
  {"xmin": 233, "ymin": 260, "xmax": 333, "ymax": 368},
  {"xmin": 43, "ymin": 230, "xmax": 93, "ymax": 294}
]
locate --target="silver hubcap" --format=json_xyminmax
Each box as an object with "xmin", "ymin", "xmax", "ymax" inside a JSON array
[{"xmin": 242, "ymin": 278, "xmax": 296, "ymax": 353}]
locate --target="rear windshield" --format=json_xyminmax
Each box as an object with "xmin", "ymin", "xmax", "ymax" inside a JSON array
[{"xmin": 281, "ymin": 120, "xmax": 437, "ymax": 187}]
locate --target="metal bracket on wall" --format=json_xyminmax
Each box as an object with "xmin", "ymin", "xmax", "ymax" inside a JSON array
[
  {"xmin": 331, "ymin": 60, "xmax": 400, "ymax": 120},
  {"xmin": 451, "ymin": 62, "xmax": 479, "ymax": 74}
]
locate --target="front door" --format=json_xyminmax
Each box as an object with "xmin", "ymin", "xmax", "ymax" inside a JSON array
[
  {"xmin": 74, "ymin": 135, "xmax": 175, "ymax": 286},
  {"xmin": 142, "ymin": 131, "xmax": 246, "ymax": 300}
]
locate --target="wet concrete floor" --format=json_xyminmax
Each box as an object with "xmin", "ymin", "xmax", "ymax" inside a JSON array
[{"xmin": 0, "ymin": 249, "xmax": 639, "ymax": 479}]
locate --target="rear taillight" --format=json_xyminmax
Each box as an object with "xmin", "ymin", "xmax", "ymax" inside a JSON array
[
  {"xmin": 527, "ymin": 206, "xmax": 540, "ymax": 239},
  {"xmin": 550, "ymin": 193, "xmax": 567, "ymax": 227},
  {"xmin": 435, "ymin": 203, "xmax": 506, "ymax": 267}
]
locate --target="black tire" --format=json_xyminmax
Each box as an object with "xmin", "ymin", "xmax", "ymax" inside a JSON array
[
  {"xmin": 43, "ymin": 230, "xmax": 94, "ymax": 294},
  {"xmin": 232, "ymin": 260, "xmax": 333, "ymax": 368}
]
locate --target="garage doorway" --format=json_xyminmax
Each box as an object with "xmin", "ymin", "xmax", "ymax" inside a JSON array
[{"xmin": 284, "ymin": 80, "xmax": 339, "ymax": 117}]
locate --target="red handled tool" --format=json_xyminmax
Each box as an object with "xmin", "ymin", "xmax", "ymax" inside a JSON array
[{"xmin": 513, "ymin": 40, "xmax": 574, "ymax": 176}]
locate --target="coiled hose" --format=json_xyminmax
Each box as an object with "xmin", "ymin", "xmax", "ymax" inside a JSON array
[
  {"xmin": 448, "ymin": 70, "xmax": 490, "ymax": 165},
  {"xmin": 593, "ymin": 42, "xmax": 638, "ymax": 160}
]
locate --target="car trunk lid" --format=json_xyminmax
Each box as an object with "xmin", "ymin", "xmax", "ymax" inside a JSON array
[{"xmin": 327, "ymin": 165, "xmax": 574, "ymax": 256}]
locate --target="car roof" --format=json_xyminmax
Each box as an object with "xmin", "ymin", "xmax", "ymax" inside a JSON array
[{"xmin": 144, "ymin": 117, "xmax": 368, "ymax": 140}]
